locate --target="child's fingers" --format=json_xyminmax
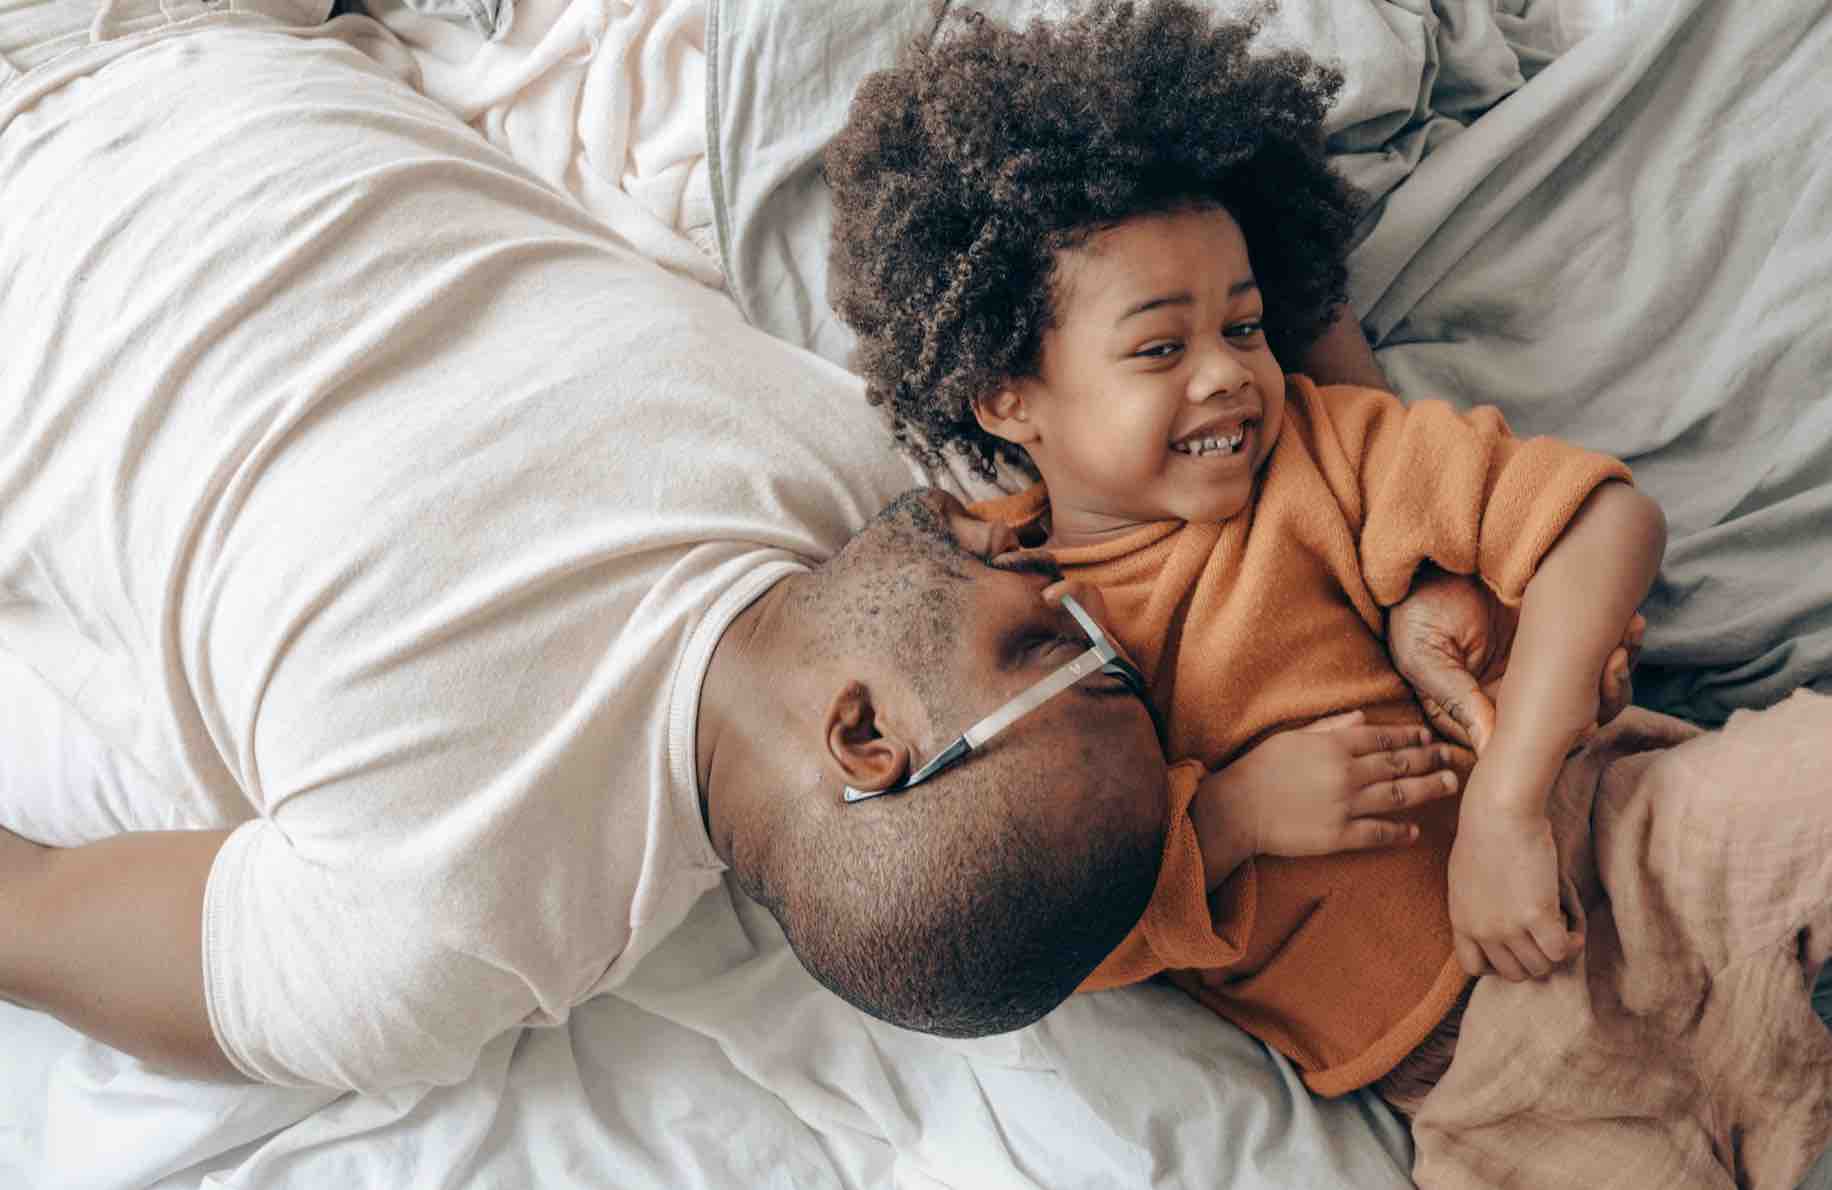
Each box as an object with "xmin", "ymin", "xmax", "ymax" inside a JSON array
[
  {"xmin": 1346, "ymin": 736, "xmax": 1457, "ymax": 780},
  {"xmin": 1501, "ymin": 935, "xmax": 1554, "ymax": 980},
  {"xmin": 1348, "ymin": 769, "xmax": 1459, "ymax": 816},
  {"xmin": 1336, "ymin": 724, "xmax": 1434, "ymax": 756},
  {"xmin": 1525, "ymin": 914, "xmax": 1583, "ymax": 967},
  {"xmin": 1334, "ymin": 818, "xmax": 1420, "ymax": 851},
  {"xmin": 1479, "ymin": 939, "xmax": 1528, "ymax": 982},
  {"xmin": 1454, "ymin": 935, "xmax": 1490, "ymax": 979},
  {"xmin": 1490, "ymin": 916, "xmax": 1582, "ymax": 982}
]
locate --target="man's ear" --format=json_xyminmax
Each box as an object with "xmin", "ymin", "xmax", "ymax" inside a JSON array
[
  {"xmin": 826, "ymin": 681, "xmax": 911, "ymax": 793},
  {"xmin": 973, "ymin": 383, "xmax": 1041, "ymax": 447}
]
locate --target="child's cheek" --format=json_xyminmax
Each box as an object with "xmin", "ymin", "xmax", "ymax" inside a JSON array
[{"xmin": 1256, "ymin": 403, "xmax": 1287, "ymax": 472}]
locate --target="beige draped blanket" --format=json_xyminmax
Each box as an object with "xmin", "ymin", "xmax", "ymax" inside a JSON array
[{"xmin": 1402, "ymin": 692, "xmax": 1832, "ymax": 1188}]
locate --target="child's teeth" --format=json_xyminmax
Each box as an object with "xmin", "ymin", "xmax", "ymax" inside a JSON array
[{"xmin": 1173, "ymin": 428, "xmax": 1246, "ymax": 456}]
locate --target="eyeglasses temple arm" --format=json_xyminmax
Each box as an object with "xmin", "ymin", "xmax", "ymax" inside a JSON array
[
  {"xmin": 842, "ymin": 594, "xmax": 1121, "ymax": 805},
  {"xmin": 1058, "ymin": 594, "xmax": 1122, "ymax": 665},
  {"xmin": 842, "ymin": 736, "xmax": 973, "ymax": 803},
  {"xmin": 840, "ymin": 648, "xmax": 1102, "ymax": 803},
  {"xmin": 963, "ymin": 648, "xmax": 1103, "ymax": 745}
]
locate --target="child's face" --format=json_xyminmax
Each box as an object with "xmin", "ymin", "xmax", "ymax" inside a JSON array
[{"xmin": 982, "ymin": 205, "xmax": 1286, "ymax": 543}]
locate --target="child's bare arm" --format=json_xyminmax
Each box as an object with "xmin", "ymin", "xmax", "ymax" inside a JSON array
[
  {"xmin": 0, "ymin": 825, "xmax": 243, "ymax": 1080},
  {"xmin": 1448, "ymin": 481, "xmax": 1667, "ymax": 980},
  {"xmin": 1481, "ymin": 481, "xmax": 1665, "ymax": 777}
]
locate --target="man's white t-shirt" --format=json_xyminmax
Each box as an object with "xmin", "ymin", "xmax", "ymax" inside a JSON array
[{"xmin": 0, "ymin": 25, "xmax": 921, "ymax": 1090}]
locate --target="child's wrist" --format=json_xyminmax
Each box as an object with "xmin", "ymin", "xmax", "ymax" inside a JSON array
[
  {"xmin": 1490, "ymin": 662, "xmax": 1603, "ymax": 760},
  {"xmin": 1190, "ymin": 768, "xmax": 1257, "ymax": 891},
  {"xmin": 1465, "ymin": 728, "xmax": 1563, "ymax": 815}
]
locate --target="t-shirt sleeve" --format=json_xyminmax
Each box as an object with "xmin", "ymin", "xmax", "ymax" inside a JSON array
[
  {"xmin": 1079, "ymin": 760, "xmax": 1256, "ymax": 991},
  {"xmin": 1312, "ymin": 384, "xmax": 1633, "ymax": 608},
  {"xmin": 204, "ymin": 818, "xmax": 541, "ymax": 1090},
  {"xmin": 195, "ymin": 526, "xmax": 673, "ymax": 1092}
]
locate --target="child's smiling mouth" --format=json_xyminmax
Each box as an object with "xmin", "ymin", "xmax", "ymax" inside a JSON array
[{"xmin": 1169, "ymin": 421, "xmax": 1252, "ymax": 458}]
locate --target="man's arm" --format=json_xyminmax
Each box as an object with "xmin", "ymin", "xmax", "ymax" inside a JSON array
[
  {"xmin": 0, "ymin": 825, "xmax": 243, "ymax": 1080},
  {"xmin": 1386, "ymin": 563, "xmax": 1645, "ymax": 753},
  {"xmin": 1296, "ymin": 304, "xmax": 1390, "ymax": 390}
]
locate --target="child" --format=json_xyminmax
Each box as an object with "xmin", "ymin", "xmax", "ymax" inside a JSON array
[{"xmin": 826, "ymin": 2, "xmax": 1832, "ymax": 1185}]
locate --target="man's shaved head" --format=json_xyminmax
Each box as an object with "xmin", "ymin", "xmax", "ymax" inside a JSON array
[{"xmin": 731, "ymin": 489, "xmax": 1167, "ymax": 1037}]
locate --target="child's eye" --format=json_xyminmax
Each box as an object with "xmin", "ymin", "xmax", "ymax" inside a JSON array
[{"xmin": 1224, "ymin": 320, "xmax": 1265, "ymax": 341}]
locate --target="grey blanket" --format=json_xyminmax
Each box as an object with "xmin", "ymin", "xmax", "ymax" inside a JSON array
[{"xmin": 1354, "ymin": 0, "xmax": 1832, "ymax": 724}]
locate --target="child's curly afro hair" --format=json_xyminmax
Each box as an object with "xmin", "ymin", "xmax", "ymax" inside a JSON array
[{"xmin": 825, "ymin": 0, "xmax": 1364, "ymax": 481}]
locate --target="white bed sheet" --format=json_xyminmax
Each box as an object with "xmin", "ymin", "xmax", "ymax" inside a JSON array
[
  {"xmin": 2, "ymin": 888, "xmax": 1414, "ymax": 1189},
  {"xmin": 357, "ymin": 0, "xmax": 724, "ymax": 289}
]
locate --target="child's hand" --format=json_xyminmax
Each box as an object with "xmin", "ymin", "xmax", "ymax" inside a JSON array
[
  {"xmin": 1203, "ymin": 711, "xmax": 1463, "ymax": 860},
  {"xmin": 1447, "ymin": 778, "xmax": 1581, "ymax": 980}
]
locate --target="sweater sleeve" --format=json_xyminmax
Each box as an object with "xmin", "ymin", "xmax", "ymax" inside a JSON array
[
  {"xmin": 1314, "ymin": 385, "xmax": 1633, "ymax": 609},
  {"xmin": 1079, "ymin": 759, "xmax": 1256, "ymax": 991}
]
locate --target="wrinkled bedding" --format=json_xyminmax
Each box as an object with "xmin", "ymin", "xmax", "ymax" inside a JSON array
[
  {"xmin": 711, "ymin": 0, "xmax": 1603, "ymax": 382},
  {"xmin": 7, "ymin": 1, "xmax": 1830, "ymax": 1188},
  {"xmin": 359, "ymin": 0, "xmax": 725, "ymax": 287},
  {"xmin": 1352, "ymin": 0, "xmax": 1832, "ymax": 724}
]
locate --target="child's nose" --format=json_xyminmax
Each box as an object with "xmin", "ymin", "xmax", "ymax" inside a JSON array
[{"xmin": 1187, "ymin": 341, "xmax": 1252, "ymax": 402}]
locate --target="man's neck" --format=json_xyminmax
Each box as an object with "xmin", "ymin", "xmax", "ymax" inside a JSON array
[{"xmin": 695, "ymin": 573, "xmax": 807, "ymax": 863}]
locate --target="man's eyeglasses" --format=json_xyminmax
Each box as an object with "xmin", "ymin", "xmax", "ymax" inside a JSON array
[{"xmin": 843, "ymin": 594, "xmax": 1154, "ymax": 804}]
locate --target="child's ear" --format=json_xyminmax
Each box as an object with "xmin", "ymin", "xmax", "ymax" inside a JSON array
[{"xmin": 972, "ymin": 383, "xmax": 1040, "ymax": 447}]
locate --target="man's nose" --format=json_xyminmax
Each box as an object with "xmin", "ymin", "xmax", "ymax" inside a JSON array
[
  {"xmin": 970, "ymin": 518, "xmax": 1021, "ymax": 559},
  {"xmin": 942, "ymin": 497, "xmax": 1019, "ymax": 558}
]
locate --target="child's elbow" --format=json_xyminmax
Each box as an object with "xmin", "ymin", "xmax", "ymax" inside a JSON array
[
  {"xmin": 1605, "ymin": 480, "xmax": 1667, "ymax": 570},
  {"xmin": 1632, "ymin": 483, "xmax": 1667, "ymax": 563}
]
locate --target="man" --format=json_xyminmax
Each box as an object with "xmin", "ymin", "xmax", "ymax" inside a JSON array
[{"xmin": 0, "ymin": 4, "xmax": 1576, "ymax": 1092}]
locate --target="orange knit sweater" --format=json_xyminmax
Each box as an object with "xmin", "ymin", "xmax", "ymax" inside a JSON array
[{"xmin": 974, "ymin": 378, "xmax": 1632, "ymax": 1096}]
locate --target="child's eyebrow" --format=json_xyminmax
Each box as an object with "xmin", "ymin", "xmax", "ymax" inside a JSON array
[{"xmin": 1114, "ymin": 278, "xmax": 1258, "ymax": 325}]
